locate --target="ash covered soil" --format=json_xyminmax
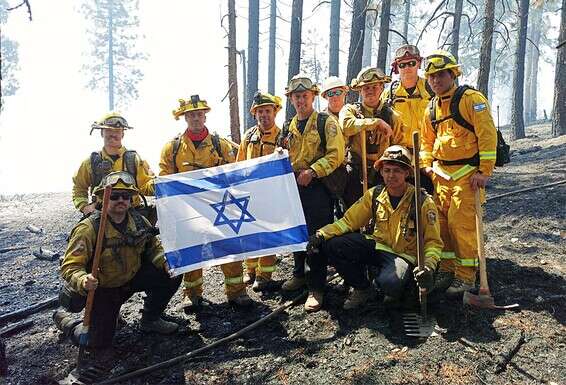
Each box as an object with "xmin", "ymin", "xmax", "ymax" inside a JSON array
[{"xmin": 1, "ymin": 123, "xmax": 565, "ymax": 385}]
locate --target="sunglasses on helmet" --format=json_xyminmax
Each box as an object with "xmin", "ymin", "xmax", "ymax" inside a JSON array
[
  {"xmin": 104, "ymin": 171, "xmax": 136, "ymax": 187},
  {"xmin": 287, "ymin": 77, "xmax": 314, "ymax": 93},
  {"xmin": 398, "ymin": 60, "xmax": 418, "ymax": 69},
  {"xmin": 325, "ymin": 89, "xmax": 345, "ymax": 97},
  {"xmin": 109, "ymin": 191, "xmax": 133, "ymax": 201},
  {"xmin": 424, "ymin": 54, "xmax": 456, "ymax": 72}
]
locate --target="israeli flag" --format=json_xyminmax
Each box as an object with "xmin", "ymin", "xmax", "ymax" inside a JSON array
[{"xmin": 155, "ymin": 151, "xmax": 308, "ymax": 277}]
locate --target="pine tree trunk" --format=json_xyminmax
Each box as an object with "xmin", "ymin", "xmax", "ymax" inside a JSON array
[
  {"xmin": 450, "ymin": 0, "xmax": 463, "ymax": 60},
  {"xmin": 108, "ymin": 0, "xmax": 114, "ymax": 111},
  {"xmin": 246, "ymin": 0, "xmax": 259, "ymax": 129},
  {"xmin": 228, "ymin": 0, "xmax": 241, "ymax": 143},
  {"xmin": 285, "ymin": 0, "xmax": 303, "ymax": 120},
  {"xmin": 346, "ymin": 0, "xmax": 367, "ymax": 103},
  {"xmin": 511, "ymin": 0, "xmax": 529, "ymax": 140},
  {"xmin": 487, "ymin": 39, "xmax": 496, "ymax": 103},
  {"xmin": 525, "ymin": 5, "xmax": 542, "ymax": 123},
  {"xmin": 268, "ymin": 0, "xmax": 276, "ymax": 94},
  {"xmin": 476, "ymin": 0, "xmax": 495, "ymax": 98},
  {"xmin": 403, "ymin": 0, "xmax": 411, "ymax": 42},
  {"xmin": 552, "ymin": 0, "xmax": 566, "ymax": 137},
  {"xmin": 376, "ymin": 0, "xmax": 390, "ymax": 71},
  {"xmin": 362, "ymin": 0, "xmax": 376, "ymax": 67},
  {"xmin": 329, "ymin": 0, "xmax": 341, "ymax": 76}
]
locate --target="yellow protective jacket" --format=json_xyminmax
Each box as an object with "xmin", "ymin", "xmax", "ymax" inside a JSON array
[
  {"xmin": 318, "ymin": 185, "xmax": 443, "ymax": 269},
  {"xmin": 72, "ymin": 147, "xmax": 155, "ymax": 210},
  {"xmin": 159, "ymin": 131, "xmax": 236, "ymax": 175},
  {"xmin": 421, "ymin": 85, "xmax": 497, "ymax": 178},
  {"xmin": 236, "ymin": 125, "xmax": 280, "ymax": 161},
  {"xmin": 60, "ymin": 210, "xmax": 166, "ymax": 295},
  {"xmin": 381, "ymin": 77, "xmax": 433, "ymax": 149},
  {"xmin": 339, "ymin": 101, "xmax": 404, "ymax": 162},
  {"xmin": 282, "ymin": 111, "xmax": 345, "ymax": 177}
]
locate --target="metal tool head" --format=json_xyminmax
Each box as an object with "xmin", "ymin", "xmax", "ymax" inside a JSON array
[
  {"xmin": 58, "ymin": 365, "xmax": 107, "ymax": 385},
  {"xmin": 402, "ymin": 313, "xmax": 438, "ymax": 338},
  {"xmin": 463, "ymin": 290, "xmax": 520, "ymax": 310}
]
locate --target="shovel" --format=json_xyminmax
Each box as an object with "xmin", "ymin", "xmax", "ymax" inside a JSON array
[
  {"xmin": 403, "ymin": 132, "xmax": 438, "ymax": 338},
  {"xmin": 462, "ymin": 190, "xmax": 519, "ymax": 310}
]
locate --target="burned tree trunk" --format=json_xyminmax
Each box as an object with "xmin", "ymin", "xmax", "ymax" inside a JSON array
[
  {"xmin": 329, "ymin": 0, "xmax": 341, "ymax": 76},
  {"xmin": 450, "ymin": 0, "xmax": 463, "ymax": 60},
  {"xmin": 510, "ymin": 0, "xmax": 529, "ymax": 140},
  {"xmin": 376, "ymin": 0, "xmax": 390, "ymax": 71},
  {"xmin": 346, "ymin": 0, "xmax": 367, "ymax": 103},
  {"xmin": 552, "ymin": 0, "xmax": 566, "ymax": 137},
  {"xmin": 268, "ymin": 0, "xmax": 276, "ymax": 94},
  {"xmin": 476, "ymin": 0, "xmax": 495, "ymax": 98},
  {"xmin": 246, "ymin": 0, "xmax": 259, "ymax": 129},
  {"xmin": 227, "ymin": 0, "xmax": 241, "ymax": 143},
  {"xmin": 285, "ymin": 0, "xmax": 303, "ymax": 120}
]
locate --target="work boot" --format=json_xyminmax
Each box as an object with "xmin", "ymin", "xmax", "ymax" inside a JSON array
[
  {"xmin": 180, "ymin": 295, "xmax": 207, "ymax": 313},
  {"xmin": 434, "ymin": 270, "xmax": 455, "ymax": 292},
  {"xmin": 445, "ymin": 278, "xmax": 474, "ymax": 298},
  {"xmin": 281, "ymin": 276, "xmax": 306, "ymax": 291},
  {"xmin": 140, "ymin": 317, "xmax": 178, "ymax": 334},
  {"xmin": 243, "ymin": 272, "xmax": 256, "ymax": 285},
  {"xmin": 228, "ymin": 293, "xmax": 253, "ymax": 308},
  {"xmin": 343, "ymin": 288, "xmax": 375, "ymax": 310},
  {"xmin": 252, "ymin": 276, "xmax": 271, "ymax": 292},
  {"xmin": 304, "ymin": 291, "xmax": 324, "ymax": 312}
]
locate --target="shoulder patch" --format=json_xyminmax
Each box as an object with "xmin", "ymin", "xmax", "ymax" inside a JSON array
[
  {"xmin": 326, "ymin": 121, "xmax": 338, "ymax": 138},
  {"xmin": 473, "ymin": 103, "xmax": 487, "ymax": 112}
]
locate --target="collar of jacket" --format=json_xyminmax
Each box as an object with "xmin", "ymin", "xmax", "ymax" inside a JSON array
[
  {"xmin": 361, "ymin": 99, "xmax": 386, "ymax": 115},
  {"xmin": 376, "ymin": 184, "xmax": 414, "ymax": 211},
  {"xmin": 396, "ymin": 77, "xmax": 426, "ymax": 97},
  {"xmin": 185, "ymin": 127, "xmax": 210, "ymax": 142},
  {"xmin": 438, "ymin": 84, "xmax": 458, "ymax": 100},
  {"xmin": 290, "ymin": 111, "xmax": 317, "ymax": 136},
  {"xmin": 257, "ymin": 124, "xmax": 280, "ymax": 140},
  {"xmin": 101, "ymin": 146, "xmax": 126, "ymax": 159}
]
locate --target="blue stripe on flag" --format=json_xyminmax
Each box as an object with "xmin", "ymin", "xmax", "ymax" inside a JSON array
[
  {"xmin": 165, "ymin": 225, "xmax": 308, "ymax": 269},
  {"xmin": 156, "ymin": 157, "xmax": 293, "ymax": 198}
]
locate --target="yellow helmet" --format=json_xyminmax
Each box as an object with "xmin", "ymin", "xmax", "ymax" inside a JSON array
[
  {"xmin": 350, "ymin": 67, "xmax": 391, "ymax": 90},
  {"xmin": 374, "ymin": 145, "xmax": 413, "ymax": 171},
  {"xmin": 285, "ymin": 74, "xmax": 319, "ymax": 96},
  {"xmin": 172, "ymin": 95, "xmax": 211, "ymax": 120},
  {"xmin": 90, "ymin": 112, "xmax": 132, "ymax": 134},
  {"xmin": 92, "ymin": 171, "xmax": 138, "ymax": 197},
  {"xmin": 250, "ymin": 91, "xmax": 283, "ymax": 115},
  {"xmin": 423, "ymin": 50, "xmax": 462, "ymax": 78}
]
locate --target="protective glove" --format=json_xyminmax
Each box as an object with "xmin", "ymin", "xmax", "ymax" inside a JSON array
[
  {"xmin": 306, "ymin": 233, "xmax": 325, "ymax": 256},
  {"xmin": 413, "ymin": 266, "xmax": 433, "ymax": 291}
]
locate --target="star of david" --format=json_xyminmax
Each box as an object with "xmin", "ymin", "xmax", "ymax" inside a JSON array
[{"xmin": 210, "ymin": 190, "xmax": 256, "ymax": 234}]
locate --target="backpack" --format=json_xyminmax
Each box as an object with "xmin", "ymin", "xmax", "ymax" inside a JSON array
[
  {"xmin": 171, "ymin": 132, "xmax": 224, "ymax": 173},
  {"xmin": 428, "ymin": 85, "xmax": 510, "ymax": 167},
  {"xmin": 280, "ymin": 113, "xmax": 348, "ymax": 198},
  {"xmin": 90, "ymin": 150, "xmax": 138, "ymax": 190}
]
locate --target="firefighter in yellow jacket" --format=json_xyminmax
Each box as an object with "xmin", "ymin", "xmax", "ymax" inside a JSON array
[
  {"xmin": 237, "ymin": 91, "xmax": 283, "ymax": 291},
  {"xmin": 306, "ymin": 146, "xmax": 442, "ymax": 310},
  {"xmin": 278, "ymin": 74, "xmax": 345, "ymax": 311},
  {"xmin": 159, "ymin": 95, "xmax": 251, "ymax": 310},
  {"xmin": 339, "ymin": 67, "xmax": 404, "ymax": 207},
  {"xmin": 72, "ymin": 113, "xmax": 155, "ymax": 216},
  {"xmin": 421, "ymin": 50, "xmax": 497, "ymax": 297}
]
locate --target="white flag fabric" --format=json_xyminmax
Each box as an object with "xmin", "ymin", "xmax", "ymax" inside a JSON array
[{"xmin": 155, "ymin": 151, "xmax": 308, "ymax": 277}]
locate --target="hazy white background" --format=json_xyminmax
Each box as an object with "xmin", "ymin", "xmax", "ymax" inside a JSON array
[{"xmin": 0, "ymin": 0, "xmax": 558, "ymax": 194}]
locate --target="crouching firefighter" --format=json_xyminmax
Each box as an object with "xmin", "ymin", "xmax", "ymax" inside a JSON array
[
  {"xmin": 305, "ymin": 145, "xmax": 443, "ymax": 311},
  {"xmin": 72, "ymin": 112, "xmax": 157, "ymax": 223},
  {"xmin": 56, "ymin": 171, "xmax": 182, "ymax": 348}
]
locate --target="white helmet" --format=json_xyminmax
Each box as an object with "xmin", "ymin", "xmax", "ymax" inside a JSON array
[{"xmin": 320, "ymin": 76, "xmax": 348, "ymax": 97}]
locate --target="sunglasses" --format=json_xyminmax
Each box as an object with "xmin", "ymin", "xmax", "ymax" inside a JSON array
[
  {"xmin": 325, "ymin": 89, "xmax": 345, "ymax": 97},
  {"xmin": 109, "ymin": 192, "xmax": 132, "ymax": 201},
  {"xmin": 398, "ymin": 60, "xmax": 417, "ymax": 69},
  {"xmin": 424, "ymin": 54, "xmax": 455, "ymax": 72},
  {"xmin": 105, "ymin": 171, "xmax": 136, "ymax": 186}
]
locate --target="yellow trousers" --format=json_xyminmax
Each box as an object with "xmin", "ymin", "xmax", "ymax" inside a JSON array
[
  {"xmin": 433, "ymin": 169, "xmax": 484, "ymax": 284},
  {"xmin": 182, "ymin": 261, "xmax": 245, "ymax": 300},
  {"xmin": 244, "ymin": 255, "xmax": 277, "ymax": 279}
]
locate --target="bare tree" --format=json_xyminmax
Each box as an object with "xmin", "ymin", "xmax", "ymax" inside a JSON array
[
  {"xmin": 552, "ymin": 0, "xmax": 566, "ymax": 137},
  {"xmin": 285, "ymin": 0, "xmax": 304, "ymax": 120},
  {"xmin": 510, "ymin": 0, "xmax": 529, "ymax": 140},
  {"xmin": 450, "ymin": 0, "xmax": 464, "ymax": 60},
  {"xmin": 376, "ymin": 0, "xmax": 390, "ymax": 71},
  {"xmin": 362, "ymin": 0, "xmax": 377, "ymax": 67},
  {"xmin": 524, "ymin": 4, "xmax": 543, "ymax": 123},
  {"xmin": 268, "ymin": 0, "xmax": 276, "ymax": 94},
  {"xmin": 402, "ymin": 0, "xmax": 411, "ymax": 42},
  {"xmin": 227, "ymin": 0, "xmax": 241, "ymax": 143},
  {"xmin": 329, "ymin": 0, "xmax": 341, "ymax": 76},
  {"xmin": 346, "ymin": 0, "xmax": 367, "ymax": 103},
  {"xmin": 246, "ymin": 0, "xmax": 259, "ymax": 129},
  {"xmin": 476, "ymin": 0, "xmax": 495, "ymax": 98}
]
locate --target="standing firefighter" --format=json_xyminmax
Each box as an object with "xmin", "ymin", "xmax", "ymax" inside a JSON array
[
  {"xmin": 159, "ymin": 95, "xmax": 252, "ymax": 309},
  {"xmin": 72, "ymin": 113, "xmax": 155, "ymax": 217},
  {"xmin": 306, "ymin": 146, "xmax": 443, "ymax": 310},
  {"xmin": 278, "ymin": 74, "xmax": 345, "ymax": 311},
  {"xmin": 237, "ymin": 91, "xmax": 283, "ymax": 291},
  {"xmin": 421, "ymin": 50, "xmax": 497, "ymax": 297},
  {"xmin": 58, "ymin": 172, "xmax": 181, "ymax": 348}
]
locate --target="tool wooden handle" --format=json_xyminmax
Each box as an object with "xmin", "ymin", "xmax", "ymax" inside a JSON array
[
  {"xmin": 361, "ymin": 129, "xmax": 368, "ymax": 193},
  {"xmin": 475, "ymin": 189, "xmax": 490, "ymax": 294},
  {"xmin": 82, "ymin": 185, "xmax": 113, "ymax": 328},
  {"xmin": 412, "ymin": 132, "xmax": 425, "ymax": 270}
]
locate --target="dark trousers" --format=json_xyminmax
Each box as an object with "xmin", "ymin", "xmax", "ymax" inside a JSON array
[
  {"xmin": 310, "ymin": 232, "xmax": 412, "ymax": 298},
  {"xmin": 293, "ymin": 180, "xmax": 334, "ymax": 278},
  {"xmin": 87, "ymin": 261, "xmax": 181, "ymax": 347}
]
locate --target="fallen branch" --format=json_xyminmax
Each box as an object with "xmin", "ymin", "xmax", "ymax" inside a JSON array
[
  {"xmin": 486, "ymin": 180, "xmax": 566, "ymax": 202},
  {"xmin": 494, "ymin": 331, "xmax": 525, "ymax": 374},
  {"xmin": 0, "ymin": 296, "xmax": 58, "ymax": 325},
  {"xmin": 0, "ymin": 319, "xmax": 34, "ymax": 338},
  {"xmin": 557, "ymin": 40, "xmax": 566, "ymax": 49},
  {"xmin": 0, "ymin": 246, "xmax": 27, "ymax": 254}
]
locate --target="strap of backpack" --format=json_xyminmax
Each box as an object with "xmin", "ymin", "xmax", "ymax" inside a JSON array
[
  {"xmin": 316, "ymin": 112, "xmax": 330, "ymax": 151},
  {"xmin": 370, "ymin": 187, "xmax": 380, "ymax": 234},
  {"xmin": 211, "ymin": 133, "xmax": 225, "ymax": 163},
  {"xmin": 450, "ymin": 85, "xmax": 475, "ymax": 133},
  {"xmin": 387, "ymin": 80, "xmax": 400, "ymax": 106},
  {"xmin": 171, "ymin": 135, "xmax": 181, "ymax": 174},
  {"xmin": 424, "ymin": 79, "xmax": 435, "ymax": 99},
  {"xmin": 90, "ymin": 151, "xmax": 104, "ymax": 190},
  {"xmin": 122, "ymin": 150, "xmax": 138, "ymax": 185}
]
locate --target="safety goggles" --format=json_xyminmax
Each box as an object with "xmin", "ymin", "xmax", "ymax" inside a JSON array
[
  {"xmin": 109, "ymin": 191, "xmax": 133, "ymax": 201},
  {"xmin": 398, "ymin": 60, "xmax": 417, "ymax": 69},
  {"xmin": 424, "ymin": 54, "xmax": 455, "ymax": 72},
  {"xmin": 394, "ymin": 45, "xmax": 420, "ymax": 60},
  {"xmin": 325, "ymin": 89, "xmax": 345, "ymax": 97},
  {"xmin": 104, "ymin": 171, "xmax": 136, "ymax": 187},
  {"xmin": 102, "ymin": 116, "xmax": 130, "ymax": 129},
  {"xmin": 358, "ymin": 68, "xmax": 386, "ymax": 83},
  {"xmin": 287, "ymin": 77, "xmax": 315, "ymax": 93}
]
